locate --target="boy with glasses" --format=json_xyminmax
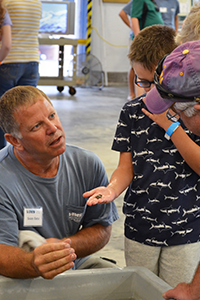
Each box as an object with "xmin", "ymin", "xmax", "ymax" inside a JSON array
[
  {"xmin": 84, "ymin": 25, "xmax": 200, "ymax": 288},
  {"xmin": 143, "ymin": 39, "xmax": 200, "ymax": 300}
]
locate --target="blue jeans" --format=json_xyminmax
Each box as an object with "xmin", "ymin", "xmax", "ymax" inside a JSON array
[{"xmin": 0, "ymin": 62, "xmax": 39, "ymax": 149}]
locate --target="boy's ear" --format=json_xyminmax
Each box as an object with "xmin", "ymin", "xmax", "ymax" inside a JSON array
[
  {"xmin": 194, "ymin": 104, "xmax": 200, "ymax": 111},
  {"xmin": 4, "ymin": 133, "xmax": 24, "ymax": 151}
]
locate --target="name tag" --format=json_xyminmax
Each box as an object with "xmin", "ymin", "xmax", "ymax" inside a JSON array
[
  {"xmin": 160, "ymin": 7, "xmax": 167, "ymax": 13},
  {"xmin": 23, "ymin": 207, "xmax": 43, "ymax": 227}
]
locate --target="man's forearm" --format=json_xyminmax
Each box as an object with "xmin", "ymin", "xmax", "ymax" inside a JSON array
[
  {"xmin": 0, "ymin": 244, "xmax": 38, "ymax": 278},
  {"xmin": 69, "ymin": 224, "xmax": 112, "ymax": 258}
]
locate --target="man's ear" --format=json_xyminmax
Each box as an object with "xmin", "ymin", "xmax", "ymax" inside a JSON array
[
  {"xmin": 4, "ymin": 133, "xmax": 24, "ymax": 151},
  {"xmin": 194, "ymin": 104, "xmax": 200, "ymax": 111}
]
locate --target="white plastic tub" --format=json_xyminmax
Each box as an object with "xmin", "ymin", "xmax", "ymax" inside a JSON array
[{"xmin": 0, "ymin": 266, "xmax": 174, "ymax": 300}]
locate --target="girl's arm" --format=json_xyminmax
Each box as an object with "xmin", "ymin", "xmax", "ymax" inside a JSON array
[
  {"xmin": 0, "ymin": 24, "xmax": 11, "ymax": 62},
  {"xmin": 131, "ymin": 17, "xmax": 140, "ymax": 36}
]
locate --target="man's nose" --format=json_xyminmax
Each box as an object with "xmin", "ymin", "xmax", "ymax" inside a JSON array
[{"xmin": 46, "ymin": 121, "xmax": 57, "ymax": 135}]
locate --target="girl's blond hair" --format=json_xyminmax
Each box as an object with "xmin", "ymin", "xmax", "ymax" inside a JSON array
[{"xmin": 176, "ymin": 3, "xmax": 200, "ymax": 44}]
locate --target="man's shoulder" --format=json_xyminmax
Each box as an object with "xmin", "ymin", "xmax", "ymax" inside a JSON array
[
  {"xmin": 0, "ymin": 146, "xmax": 17, "ymax": 183},
  {"xmin": 0, "ymin": 145, "xmax": 11, "ymax": 164},
  {"xmin": 65, "ymin": 144, "xmax": 96, "ymax": 156},
  {"xmin": 63, "ymin": 144, "xmax": 106, "ymax": 179},
  {"xmin": 64, "ymin": 144, "xmax": 101, "ymax": 164},
  {"xmin": 167, "ymin": 0, "xmax": 179, "ymax": 8},
  {"xmin": 122, "ymin": 0, "xmax": 133, "ymax": 15},
  {"xmin": 174, "ymin": 0, "xmax": 180, "ymax": 8},
  {"xmin": 172, "ymin": 0, "xmax": 179, "ymax": 5}
]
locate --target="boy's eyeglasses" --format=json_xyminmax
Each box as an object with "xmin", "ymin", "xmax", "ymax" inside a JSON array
[
  {"xmin": 166, "ymin": 107, "xmax": 188, "ymax": 122},
  {"xmin": 134, "ymin": 74, "xmax": 154, "ymax": 89},
  {"xmin": 154, "ymin": 55, "xmax": 200, "ymax": 102}
]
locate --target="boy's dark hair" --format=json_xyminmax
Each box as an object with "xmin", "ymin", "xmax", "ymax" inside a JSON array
[{"xmin": 128, "ymin": 25, "xmax": 177, "ymax": 72}]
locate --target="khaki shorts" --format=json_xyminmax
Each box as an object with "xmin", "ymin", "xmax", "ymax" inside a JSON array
[{"xmin": 125, "ymin": 236, "xmax": 200, "ymax": 287}]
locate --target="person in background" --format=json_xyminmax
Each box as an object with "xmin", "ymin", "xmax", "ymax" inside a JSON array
[
  {"xmin": 126, "ymin": 0, "xmax": 164, "ymax": 101},
  {"xmin": 155, "ymin": 0, "xmax": 180, "ymax": 32},
  {"xmin": 130, "ymin": 0, "xmax": 164, "ymax": 36},
  {"xmin": 119, "ymin": 0, "xmax": 144, "ymax": 101},
  {"xmin": 143, "ymin": 40, "xmax": 200, "ymax": 300},
  {"xmin": 0, "ymin": 0, "xmax": 42, "ymax": 149},
  {"xmin": 119, "ymin": 0, "xmax": 133, "ymax": 31},
  {"xmin": 84, "ymin": 25, "xmax": 200, "ymax": 288},
  {"xmin": 0, "ymin": 0, "xmax": 12, "ymax": 63},
  {"xmin": 0, "ymin": 85, "xmax": 119, "ymax": 279},
  {"xmin": 176, "ymin": 2, "xmax": 200, "ymax": 44}
]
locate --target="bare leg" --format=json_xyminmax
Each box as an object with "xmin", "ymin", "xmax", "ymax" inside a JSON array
[{"xmin": 127, "ymin": 67, "xmax": 136, "ymax": 100}]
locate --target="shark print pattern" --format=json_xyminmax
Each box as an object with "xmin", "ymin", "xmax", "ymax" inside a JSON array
[
  {"xmin": 160, "ymin": 205, "xmax": 181, "ymax": 216},
  {"xmin": 162, "ymin": 146, "xmax": 179, "ymax": 156},
  {"xmin": 131, "ymin": 127, "xmax": 149, "ymax": 137},
  {"xmin": 145, "ymin": 238, "xmax": 168, "ymax": 246},
  {"xmin": 112, "ymin": 96, "xmax": 200, "ymax": 246},
  {"xmin": 153, "ymin": 162, "xmax": 176, "ymax": 173},
  {"xmin": 174, "ymin": 172, "xmax": 192, "ymax": 180},
  {"xmin": 150, "ymin": 180, "xmax": 172, "ymax": 190},
  {"xmin": 146, "ymin": 137, "xmax": 163, "ymax": 144}
]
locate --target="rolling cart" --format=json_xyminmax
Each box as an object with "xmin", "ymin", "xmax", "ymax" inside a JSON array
[{"xmin": 38, "ymin": 37, "xmax": 78, "ymax": 95}]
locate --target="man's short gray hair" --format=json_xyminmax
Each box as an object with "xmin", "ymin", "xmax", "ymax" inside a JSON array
[
  {"xmin": 0, "ymin": 86, "xmax": 52, "ymax": 138},
  {"xmin": 174, "ymin": 102, "xmax": 198, "ymax": 117}
]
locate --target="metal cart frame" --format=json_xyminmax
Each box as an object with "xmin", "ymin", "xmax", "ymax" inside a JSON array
[{"xmin": 38, "ymin": 37, "xmax": 78, "ymax": 94}]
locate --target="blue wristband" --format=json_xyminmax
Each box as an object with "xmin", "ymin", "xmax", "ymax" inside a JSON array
[{"xmin": 164, "ymin": 121, "xmax": 180, "ymax": 140}]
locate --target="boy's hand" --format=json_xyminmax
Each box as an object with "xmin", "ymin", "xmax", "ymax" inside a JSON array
[
  {"xmin": 83, "ymin": 186, "xmax": 116, "ymax": 206},
  {"xmin": 142, "ymin": 107, "xmax": 172, "ymax": 131}
]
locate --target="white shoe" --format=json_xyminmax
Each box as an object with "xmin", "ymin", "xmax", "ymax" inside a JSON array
[{"xmin": 127, "ymin": 95, "xmax": 135, "ymax": 101}]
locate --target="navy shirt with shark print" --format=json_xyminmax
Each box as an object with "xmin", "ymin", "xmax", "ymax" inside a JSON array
[{"xmin": 112, "ymin": 95, "xmax": 200, "ymax": 247}]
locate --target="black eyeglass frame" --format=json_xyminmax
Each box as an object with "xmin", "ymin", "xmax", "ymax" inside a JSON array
[
  {"xmin": 154, "ymin": 55, "xmax": 200, "ymax": 103},
  {"xmin": 166, "ymin": 107, "xmax": 188, "ymax": 122},
  {"xmin": 134, "ymin": 74, "xmax": 154, "ymax": 89}
]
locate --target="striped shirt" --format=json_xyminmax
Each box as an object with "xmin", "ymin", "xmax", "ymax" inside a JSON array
[{"xmin": 3, "ymin": 0, "xmax": 42, "ymax": 63}]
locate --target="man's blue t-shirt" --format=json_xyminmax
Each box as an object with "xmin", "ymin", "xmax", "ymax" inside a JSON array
[
  {"xmin": 155, "ymin": 0, "xmax": 180, "ymax": 30},
  {"xmin": 0, "ymin": 144, "xmax": 119, "ymax": 268}
]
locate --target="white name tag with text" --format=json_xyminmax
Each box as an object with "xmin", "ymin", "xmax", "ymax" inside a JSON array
[
  {"xmin": 160, "ymin": 7, "xmax": 167, "ymax": 13},
  {"xmin": 23, "ymin": 207, "xmax": 43, "ymax": 227}
]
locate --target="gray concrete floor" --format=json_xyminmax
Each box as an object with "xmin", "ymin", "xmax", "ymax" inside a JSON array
[{"xmin": 40, "ymin": 84, "xmax": 128, "ymax": 267}]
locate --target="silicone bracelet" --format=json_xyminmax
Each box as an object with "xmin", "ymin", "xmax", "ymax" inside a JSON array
[{"xmin": 164, "ymin": 121, "xmax": 180, "ymax": 140}]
